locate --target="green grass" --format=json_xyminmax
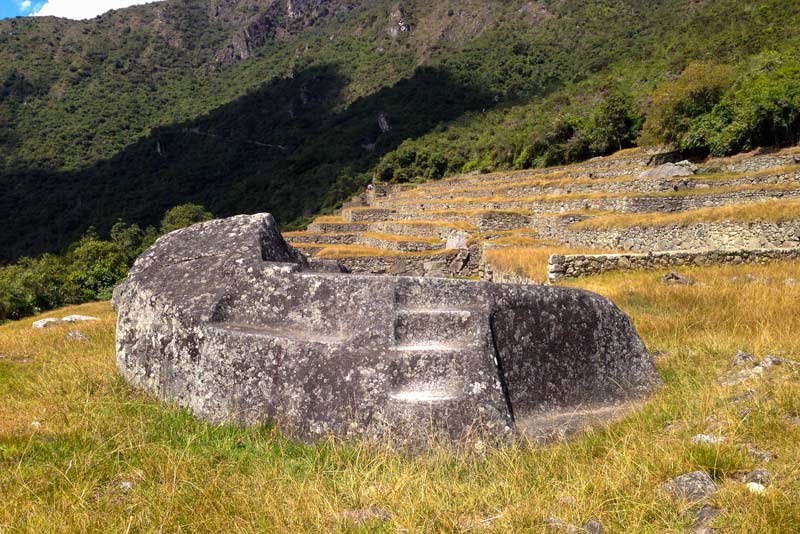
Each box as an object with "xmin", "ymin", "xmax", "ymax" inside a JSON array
[{"xmin": 2, "ymin": 261, "xmax": 799, "ymax": 532}]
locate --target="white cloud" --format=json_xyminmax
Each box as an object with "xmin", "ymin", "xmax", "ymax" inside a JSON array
[
  {"xmin": 19, "ymin": 0, "xmax": 32, "ymax": 11},
  {"xmin": 32, "ymin": 0, "xmax": 160, "ymax": 20}
]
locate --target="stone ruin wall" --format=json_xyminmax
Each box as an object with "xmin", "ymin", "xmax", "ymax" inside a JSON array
[
  {"xmin": 544, "ymin": 221, "xmax": 800, "ymax": 253},
  {"xmin": 547, "ymin": 248, "xmax": 800, "ymax": 282},
  {"xmin": 387, "ymin": 186, "xmax": 800, "ymax": 215}
]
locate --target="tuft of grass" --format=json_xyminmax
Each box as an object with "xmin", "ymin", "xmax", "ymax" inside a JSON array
[
  {"xmin": 2, "ymin": 262, "xmax": 800, "ymax": 531},
  {"xmin": 572, "ymin": 197, "xmax": 800, "ymax": 229}
]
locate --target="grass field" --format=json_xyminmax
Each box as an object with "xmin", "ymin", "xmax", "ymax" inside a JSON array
[{"xmin": 1, "ymin": 262, "xmax": 800, "ymax": 532}]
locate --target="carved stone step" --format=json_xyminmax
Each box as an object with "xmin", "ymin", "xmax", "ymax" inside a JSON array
[
  {"xmin": 394, "ymin": 277, "xmax": 492, "ymax": 309},
  {"xmin": 394, "ymin": 308, "xmax": 478, "ymax": 346}
]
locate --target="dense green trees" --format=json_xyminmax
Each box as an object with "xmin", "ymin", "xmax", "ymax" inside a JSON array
[
  {"xmin": 0, "ymin": 205, "xmax": 211, "ymax": 322},
  {"xmin": 639, "ymin": 55, "xmax": 800, "ymax": 157}
]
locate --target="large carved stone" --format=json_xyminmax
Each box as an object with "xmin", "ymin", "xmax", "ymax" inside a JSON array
[{"xmin": 113, "ymin": 214, "xmax": 661, "ymax": 445}]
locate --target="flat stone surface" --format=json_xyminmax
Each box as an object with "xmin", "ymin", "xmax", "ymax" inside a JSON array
[
  {"xmin": 113, "ymin": 213, "xmax": 661, "ymax": 445},
  {"xmin": 662, "ymin": 471, "xmax": 719, "ymax": 503}
]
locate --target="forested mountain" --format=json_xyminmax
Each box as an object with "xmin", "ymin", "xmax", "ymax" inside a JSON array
[{"xmin": 2, "ymin": 0, "xmax": 800, "ymax": 261}]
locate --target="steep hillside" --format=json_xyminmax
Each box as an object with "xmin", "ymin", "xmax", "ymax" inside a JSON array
[{"xmin": 2, "ymin": 0, "xmax": 800, "ymax": 261}]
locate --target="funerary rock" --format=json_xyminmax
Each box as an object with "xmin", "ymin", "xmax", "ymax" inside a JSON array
[{"xmin": 114, "ymin": 214, "xmax": 661, "ymax": 445}]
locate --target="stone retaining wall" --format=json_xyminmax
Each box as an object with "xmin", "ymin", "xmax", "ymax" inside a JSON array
[
  {"xmin": 378, "ymin": 187, "xmax": 800, "ymax": 214},
  {"xmin": 701, "ymin": 151, "xmax": 800, "ymax": 174},
  {"xmin": 548, "ymin": 247, "xmax": 800, "ymax": 282},
  {"xmin": 387, "ymin": 170, "xmax": 799, "ymax": 202},
  {"xmin": 306, "ymin": 222, "xmax": 368, "ymax": 233},
  {"xmin": 549, "ymin": 220, "xmax": 800, "ymax": 252}
]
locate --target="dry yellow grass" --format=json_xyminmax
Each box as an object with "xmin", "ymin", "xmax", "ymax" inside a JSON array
[
  {"xmin": 361, "ymin": 232, "xmax": 443, "ymax": 244},
  {"xmin": 311, "ymin": 215, "xmax": 345, "ymax": 224},
  {"xmin": 313, "ymin": 244, "xmax": 450, "ymax": 259},
  {"xmin": 2, "ymin": 262, "xmax": 799, "ymax": 531},
  {"xmin": 484, "ymin": 245, "xmax": 611, "ymax": 281},
  {"xmin": 425, "ymin": 208, "xmax": 534, "ymax": 217},
  {"xmin": 283, "ymin": 230, "xmax": 352, "ymax": 238},
  {"xmin": 573, "ymin": 197, "xmax": 800, "ymax": 230}
]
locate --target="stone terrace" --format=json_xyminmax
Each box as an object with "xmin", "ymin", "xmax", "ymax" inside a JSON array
[{"xmin": 285, "ymin": 146, "xmax": 800, "ymax": 281}]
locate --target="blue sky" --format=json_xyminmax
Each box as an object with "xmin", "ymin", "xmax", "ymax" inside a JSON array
[
  {"xmin": 0, "ymin": 0, "xmax": 159, "ymax": 20},
  {"xmin": 0, "ymin": 0, "xmax": 36, "ymax": 19}
]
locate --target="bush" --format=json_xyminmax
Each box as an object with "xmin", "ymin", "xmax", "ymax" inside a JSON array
[
  {"xmin": 160, "ymin": 204, "xmax": 214, "ymax": 234},
  {"xmin": 686, "ymin": 54, "xmax": 800, "ymax": 155},
  {"xmin": 0, "ymin": 205, "xmax": 213, "ymax": 323},
  {"xmin": 640, "ymin": 62, "xmax": 736, "ymax": 148},
  {"xmin": 586, "ymin": 91, "xmax": 643, "ymax": 154}
]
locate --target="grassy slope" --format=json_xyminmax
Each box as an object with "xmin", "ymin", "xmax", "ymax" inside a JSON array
[{"xmin": 1, "ymin": 262, "xmax": 799, "ymax": 532}]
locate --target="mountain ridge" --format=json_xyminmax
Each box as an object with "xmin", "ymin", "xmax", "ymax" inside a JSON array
[{"xmin": 2, "ymin": 0, "xmax": 800, "ymax": 262}]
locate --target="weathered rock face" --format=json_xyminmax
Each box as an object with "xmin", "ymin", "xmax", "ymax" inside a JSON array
[{"xmin": 114, "ymin": 214, "xmax": 661, "ymax": 445}]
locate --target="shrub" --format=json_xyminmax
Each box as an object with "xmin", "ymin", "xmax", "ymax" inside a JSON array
[
  {"xmin": 160, "ymin": 204, "xmax": 214, "ymax": 234},
  {"xmin": 640, "ymin": 62, "xmax": 736, "ymax": 148},
  {"xmin": 686, "ymin": 54, "xmax": 800, "ymax": 155}
]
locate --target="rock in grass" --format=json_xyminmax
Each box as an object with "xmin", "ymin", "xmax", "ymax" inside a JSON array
[
  {"xmin": 691, "ymin": 434, "xmax": 726, "ymax": 445},
  {"xmin": 67, "ymin": 330, "xmax": 89, "ymax": 342},
  {"xmin": 32, "ymin": 318, "xmax": 61, "ymax": 329},
  {"xmin": 661, "ymin": 271, "xmax": 695, "ymax": 285},
  {"xmin": 692, "ymin": 504, "xmax": 722, "ymax": 534},
  {"xmin": 584, "ymin": 519, "xmax": 604, "ymax": 534},
  {"xmin": 662, "ymin": 471, "xmax": 719, "ymax": 503},
  {"xmin": 545, "ymin": 517, "xmax": 580, "ymax": 533},
  {"xmin": 746, "ymin": 482, "xmax": 767, "ymax": 495},
  {"xmin": 340, "ymin": 507, "xmax": 390, "ymax": 526},
  {"xmin": 745, "ymin": 446, "xmax": 773, "ymax": 463},
  {"xmin": 33, "ymin": 315, "xmax": 99, "ymax": 329},
  {"xmin": 731, "ymin": 350, "xmax": 755, "ymax": 366},
  {"xmin": 61, "ymin": 315, "xmax": 99, "ymax": 323},
  {"xmin": 745, "ymin": 469, "xmax": 771, "ymax": 486}
]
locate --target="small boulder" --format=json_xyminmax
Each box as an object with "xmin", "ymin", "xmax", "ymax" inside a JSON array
[
  {"xmin": 662, "ymin": 471, "xmax": 719, "ymax": 503},
  {"xmin": 640, "ymin": 161, "xmax": 697, "ymax": 179},
  {"xmin": 661, "ymin": 272, "xmax": 695, "ymax": 285},
  {"xmin": 731, "ymin": 350, "xmax": 755, "ymax": 366},
  {"xmin": 745, "ymin": 446, "xmax": 773, "ymax": 463},
  {"xmin": 692, "ymin": 504, "xmax": 722, "ymax": 533},
  {"xmin": 584, "ymin": 519, "xmax": 604, "ymax": 534},
  {"xmin": 62, "ymin": 315, "xmax": 99, "ymax": 323},
  {"xmin": 32, "ymin": 318, "xmax": 61, "ymax": 329},
  {"xmin": 340, "ymin": 507, "xmax": 390, "ymax": 526},
  {"xmin": 66, "ymin": 331, "xmax": 89, "ymax": 342},
  {"xmin": 446, "ymin": 230, "xmax": 470, "ymax": 250},
  {"xmin": 545, "ymin": 517, "xmax": 580, "ymax": 533},
  {"xmin": 745, "ymin": 469, "xmax": 771, "ymax": 486}
]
